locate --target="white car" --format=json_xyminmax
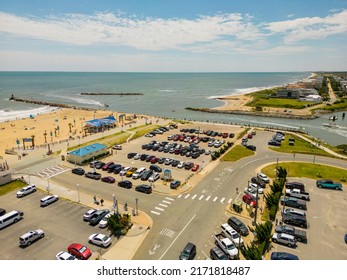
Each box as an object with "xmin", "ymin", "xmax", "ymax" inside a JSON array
[
  {"xmin": 17, "ymin": 184, "xmax": 36, "ymax": 198},
  {"xmin": 204, "ymin": 150, "xmax": 211, "ymax": 155},
  {"xmin": 89, "ymin": 233, "xmax": 112, "ymax": 248},
  {"xmin": 257, "ymin": 172, "xmax": 270, "ymax": 183},
  {"xmin": 99, "ymin": 213, "xmax": 111, "ymax": 228},
  {"xmin": 134, "ymin": 154, "xmax": 142, "ymax": 160},
  {"xmin": 221, "ymin": 223, "xmax": 244, "ymax": 248},
  {"xmin": 148, "ymin": 173, "xmax": 160, "ymax": 182},
  {"xmin": 56, "ymin": 251, "xmax": 77, "ymax": 260},
  {"xmin": 177, "ymin": 161, "xmax": 185, "ymax": 169},
  {"xmin": 112, "ymin": 145, "xmax": 122, "ymax": 150},
  {"xmin": 132, "ymin": 167, "xmax": 146, "ymax": 179},
  {"xmin": 83, "ymin": 208, "xmax": 99, "ymax": 221},
  {"xmin": 145, "ymin": 133, "xmax": 154, "ymax": 137},
  {"xmin": 119, "ymin": 167, "xmax": 130, "ymax": 176},
  {"xmin": 40, "ymin": 195, "xmax": 59, "ymax": 206},
  {"xmin": 248, "ymin": 183, "xmax": 264, "ymax": 194}
]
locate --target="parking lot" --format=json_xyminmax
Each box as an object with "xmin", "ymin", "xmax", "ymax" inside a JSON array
[
  {"xmin": 0, "ymin": 189, "xmax": 112, "ymax": 260},
  {"xmin": 271, "ymin": 178, "xmax": 347, "ymax": 260}
]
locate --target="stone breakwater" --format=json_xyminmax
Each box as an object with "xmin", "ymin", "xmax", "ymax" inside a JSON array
[
  {"xmin": 80, "ymin": 92, "xmax": 143, "ymax": 96},
  {"xmin": 185, "ymin": 107, "xmax": 319, "ymax": 120},
  {"xmin": 9, "ymin": 95, "xmax": 99, "ymax": 111}
]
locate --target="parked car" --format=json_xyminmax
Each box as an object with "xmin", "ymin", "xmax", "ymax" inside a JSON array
[
  {"xmin": 282, "ymin": 213, "xmax": 307, "ymax": 228},
  {"xmin": 227, "ymin": 216, "xmax": 249, "ymax": 236},
  {"xmin": 275, "ymin": 224, "xmax": 307, "ymax": 242},
  {"xmin": 135, "ymin": 184, "xmax": 152, "ymax": 194},
  {"xmin": 119, "ymin": 167, "xmax": 130, "ymax": 176},
  {"xmin": 248, "ymin": 183, "xmax": 264, "ymax": 194},
  {"xmin": 112, "ymin": 145, "xmax": 122, "ymax": 150},
  {"xmin": 118, "ymin": 180, "xmax": 133, "ymax": 189},
  {"xmin": 85, "ymin": 172, "xmax": 101, "ymax": 180},
  {"xmin": 191, "ymin": 163, "xmax": 199, "ymax": 172},
  {"xmin": 170, "ymin": 180, "xmax": 181, "ymax": 189},
  {"xmin": 127, "ymin": 152, "xmax": 137, "ymax": 159},
  {"xmin": 0, "ymin": 208, "xmax": 6, "ymax": 216},
  {"xmin": 148, "ymin": 173, "xmax": 160, "ymax": 182},
  {"xmin": 150, "ymin": 164, "xmax": 162, "ymax": 173},
  {"xmin": 285, "ymin": 182, "xmax": 305, "ymax": 191},
  {"xmin": 280, "ymin": 197, "xmax": 307, "ymax": 210},
  {"xmin": 83, "ymin": 208, "xmax": 99, "ymax": 221},
  {"xmin": 16, "ymin": 184, "xmax": 36, "ymax": 198},
  {"xmin": 132, "ymin": 167, "xmax": 146, "ymax": 179},
  {"xmin": 179, "ymin": 242, "xmax": 196, "ymax": 260},
  {"xmin": 221, "ymin": 223, "xmax": 244, "ymax": 248},
  {"xmin": 251, "ymin": 177, "xmax": 266, "ymax": 188},
  {"xmin": 272, "ymin": 233, "xmax": 297, "ymax": 247},
  {"xmin": 210, "ymin": 246, "xmax": 228, "ymax": 260},
  {"xmin": 89, "ymin": 160, "xmax": 102, "ymax": 168},
  {"xmin": 56, "ymin": 251, "xmax": 77, "ymax": 260},
  {"xmin": 268, "ymin": 140, "xmax": 281, "ymax": 146},
  {"xmin": 271, "ymin": 252, "xmax": 299, "ymax": 260},
  {"xmin": 316, "ymin": 179, "xmax": 343, "ymax": 190},
  {"xmin": 89, "ymin": 209, "xmax": 110, "ymax": 226},
  {"xmin": 19, "ymin": 229, "xmax": 45, "ymax": 247},
  {"xmin": 40, "ymin": 195, "xmax": 59, "ymax": 207},
  {"xmin": 94, "ymin": 162, "xmax": 106, "ymax": 169},
  {"xmin": 246, "ymin": 145, "xmax": 256, "ymax": 151},
  {"xmin": 102, "ymin": 162, "xmax": 114, "ymax": 171},
  {"xmin": 125, "ymin": 167, "xmax": 137, "ymax": 177},
  {"xmin": 101, "ymin": 176, "xmax": 115, "ymax": 183},
  {"xmin": 71, "ymin": 168, "xmax": 85, "ymax": 175},
  {"xmin": 99, "ymin": 213, "xmax": 111, "ymax": 228},
  {"xmin": 141, "ymin": 170, "xmax": 153, "ymax": 181},
  {"xmin": 257, "ymin": 172, "xmax": 270, "ymax": 183},
  {"xmin": 67, "ymin": 243, "xmax": 92, "ymax": 260},
  {"xmin": 89, "ymin": 233, "xmax": 112, "ymax": 247}
]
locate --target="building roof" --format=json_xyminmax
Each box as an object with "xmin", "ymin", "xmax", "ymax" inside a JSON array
[
  {"xmin": 68, "ymin": 143, "xmax": 107, "ymax": 157},
  {"xmin": 85, "ymin": 116, "xmax": 116, "ymax": 127}
]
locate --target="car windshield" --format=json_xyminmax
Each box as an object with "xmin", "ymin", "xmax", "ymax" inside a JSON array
[
  {"xmin": 232, "ymin": 232, "xmax": 240, "ymax": 239},
  {"xmin": 79, "ymin": 246, "xmax": 87, "ymax": 253},
  {"xmin": 101, "ymin": 235, "xmax": 109, "ymax": 241},
  {"xmin": 226, "ymin": 243, "xmax": 236, "ymax": 250}
]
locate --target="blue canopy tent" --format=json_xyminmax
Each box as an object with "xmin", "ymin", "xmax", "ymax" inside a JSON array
[{"xmin": 84, "ymin": 116, "xmax": 116, "ymax": 133}]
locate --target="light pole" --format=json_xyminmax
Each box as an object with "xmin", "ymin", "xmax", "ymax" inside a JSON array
[
  {"xmin": 313, "ymin": 143, "xmax": 317, "ymax": 164},
  {"xmin": 77, "ymin": 184, "xmax": 80, "ymax": 203},
  {"xmin": 252, "ymin": 184, "xmax": 259, "ymax": 226},
  {"xmin": 27, "ymin": 168, "xmax": 30, "ymax": 184},
  {"xmin": 113, "ymin": 194, "xmax": 119, "ymax": 215},
  {"xmin": 135, "ymin": 198, "xmax": 139, "ymax": 215}
]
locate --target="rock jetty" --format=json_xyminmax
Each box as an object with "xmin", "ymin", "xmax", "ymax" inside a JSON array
[
  {"xmin": 9, "ymin": 95, "xmax": 98, "ymax": 111},
  {"xmin": 80, "ymin": 92, "xmax": 143, "ymax": 96},
  {"xmin": 185, "ymin": 107, "xmax": 319, "ymax": 120}
]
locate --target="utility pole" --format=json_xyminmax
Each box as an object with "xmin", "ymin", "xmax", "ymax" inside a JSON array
[
  {"xmin": 77, "ymin": 184, "xmax": 80, "ymax": 203},
  {"xmin": 253, "ymin": 185, "xmax": 259, "ymax": 226},
  {"xmin": 135, "ymin": 198, "xmax": 139, "ymax": 215}
]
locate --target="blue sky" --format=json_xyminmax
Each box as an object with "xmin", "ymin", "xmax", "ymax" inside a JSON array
[{"xmin": 0, "ymin": 0, "xmax": 346, "ymax": 71}]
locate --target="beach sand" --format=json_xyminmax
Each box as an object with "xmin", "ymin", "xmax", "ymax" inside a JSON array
[{"xmin": 0, "ymin": 108, "xmax": 124, "ymax": 154}]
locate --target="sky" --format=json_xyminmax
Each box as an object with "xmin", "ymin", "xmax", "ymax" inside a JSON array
[{"xmin": 0, "ymin": 0, "xmax": 346, "ymax": 72}]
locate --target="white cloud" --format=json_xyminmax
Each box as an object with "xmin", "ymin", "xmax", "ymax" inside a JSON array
[
  {"xmin": 265, "ymin": 10, "xmax": 347, "ymax": 43},
  {"xmin": 0, "ymin": 11, "xmax": 263, "ymax": 51}
]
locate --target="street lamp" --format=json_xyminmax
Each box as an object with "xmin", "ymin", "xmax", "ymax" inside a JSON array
[
  {"xmin": 252, "ymin": 184, "xmax": 259, "ymax": 226},
  {"xmin": 77, "ymin": 184, "xmax": 80, "ymax": 203},
  {"xmin": 113, "ymin": 194, "xmax": 119, "ymax": 215},
  {"xmin": 135, "ymin": 198, "xmax": 139, "ymax": 215},
  {"xmin": 27, "ymin": 168, "xmax": 30, "ymax": 184}
]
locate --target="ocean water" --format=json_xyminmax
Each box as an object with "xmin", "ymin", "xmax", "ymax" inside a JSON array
[{"xmin": 0, "ymin": 72, "xmax": 346, "ymax": 145}]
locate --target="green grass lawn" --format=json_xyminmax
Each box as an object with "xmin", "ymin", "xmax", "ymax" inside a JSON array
[
  {"xmin": 248, "ymin": 98, "xmax": 311, "ymax": 109},
  {"xmin": 261, "ymin": 162, "xmax": 347, "ymax": 183},
  {"xmin": 0, "ymin": 180, "xmax": 27, "ymax": 196},
  {"xmin": 128, "ymin": 125, "xmax": 161, "ymax": 141},
  {"xmin": 221, "ymin": 144, "xmax": 255, "ymax": 162},
  {"xmin": 269, "ymin": 134, "xmax": 332, "ymax": 157}
]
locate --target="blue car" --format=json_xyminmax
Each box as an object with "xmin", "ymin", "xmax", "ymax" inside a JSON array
[
  {"xmin": 170, "ymin": 180, "xmax": 181, "ymax": 189},
  {"xmin": 271, "ymin": 252, "xmax": 299, "ymax": 260}
]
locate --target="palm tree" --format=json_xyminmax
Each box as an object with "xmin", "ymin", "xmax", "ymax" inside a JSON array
[
  {"xmin": 31, "ymin": 135, "xmax": 35, "ymax": 148},
  {"xmin": 43, "ymin": 130, "xmax": 47, "ymax": 143},
  {"xmin": 68, "ymin": 123, "xmax": 73, "ymax": 133}
]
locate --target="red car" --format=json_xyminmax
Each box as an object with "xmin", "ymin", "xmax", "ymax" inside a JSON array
[
  {"xmin": 101, "ymin": 176, "xmax": 115, "ymax": 183},
  {"xmin": 191, "ymin": 164, "xmax": 199, "ymax": 172},
  {"xmin": 67, "ymin": 243, "xmax": 92, "ymax": 260},
  {"xmin": 102, "ymin": 162, "xmax": 114, "ymax": 171},
  {"xmin": 242, "ymin": 194, "xmax": 257, "ymax": 207}
]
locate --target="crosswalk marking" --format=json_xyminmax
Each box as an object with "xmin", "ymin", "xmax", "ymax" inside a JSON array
[
  {"xmin": 228, "ymin": 198, "xmax": 232, "ymax": 204},
  {"xmin": 160, "ymin": 228, "xmax": 176, "ymax": 238},
  {"xmin": 162, "ymin": 200, "xmax": 171, "ymax": 204},
  {"xmin": 177, "ymin": 194, "xmax": 182, "ymax": 198},
  {"xmin": 220, "ymin": 197, "xmax": 225, "ymax": 203},
  {"xmin": 191, "ymin": 194, "xmax": 197, "ymax": 199},
  {"xmin": 206, "ymin": 196, "xmax": 211, "ymax": 201},
  {"xmin": 159, "ymin": 203, "xmax": 168, "ymax": 208},
  {"xmin": 155, "ymin": 207, "xmax": 164, "ymax": 211},
  {"xmin": 165, "ymin": 197, "xmax": 175, "ymax": 201},
  {"xmin": 185, "ymin": 194, "xmax": 190, "ymax": 199},
  {"xmin": 213, "ymin": 197, "xmax": 218, "ymax": 202},
  {"xmin": 151, "ymin": 211, "xmax": 161, "ymax": 215},
  {"xmin": 199, "ymin": 195, "xmax": 204, "ymax": 200}
]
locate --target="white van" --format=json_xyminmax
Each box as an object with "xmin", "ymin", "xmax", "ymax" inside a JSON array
[
  {"xmin": 0, "ymin": 210, "xmax": 22, "ymax": 229},
  {"xmin": 40, "ymin": 195, "xmax": 59, "ymax": 206}
]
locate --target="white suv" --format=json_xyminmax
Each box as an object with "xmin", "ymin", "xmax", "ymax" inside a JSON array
[
  {"xmin": 257, "ymin": 172, "xmax": 270, "ymax": 183},
  {"xmin": 132, "ymin": 167, "xmax": 146, "ymax": 179},
  {"xmin": 221, "ymin": 223, "xmax": 244, "ymax": 247},
  {"xmin": 17, "ymin": 184, "xmax": 36, "ymax": 198},
  {"xmin": 272, "ymin": 233, "xmax": 297, "ymax": 247},
  {"xmin": 19, "ymin": 229, "xmax": 45, "ymax": 246},
  {"xmin": 40, "ymin": 195, "xmax": 59, "ymax": 206}
]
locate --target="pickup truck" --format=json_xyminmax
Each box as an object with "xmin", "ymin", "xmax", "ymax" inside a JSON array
[
  {"xmin": 275, "ymin": 225, "xmax": 307, "ymax": 242},
  {"xmin": 280, "ymin": 197, "xmax": 307, "ymax": 210},
  {"xmin": 214, "ymin": 233, "xmax": 238, "ymax": 259},
  {"xmin": 285, "ymin": 189, "xmax": 310, "ymax": 201},
  {"xmin": 316, "ymin": 179, "xmax": 343, "ymax": 191}
]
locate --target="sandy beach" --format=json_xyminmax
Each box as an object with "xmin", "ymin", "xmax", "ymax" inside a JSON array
[{"xmin": 0, "ymin": 108, "xmax": 121, "ymax": 155}]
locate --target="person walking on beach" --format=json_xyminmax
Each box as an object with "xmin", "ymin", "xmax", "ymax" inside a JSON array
[{"xmin": 100, "ymin": 198, "xmax": 104, "ymax": 206}]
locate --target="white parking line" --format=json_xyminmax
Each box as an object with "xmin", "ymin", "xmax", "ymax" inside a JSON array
[
  {"xmin": 213, "ymin": 197, "xmax": 218, "ymax": 202},
  {"xmin": 220, "ymin": 197, "xmax": 225, "ymax": 203},
  {"xmin": 206, "ymin": 196, "xmax": 211, "ymax": 201},
  {"xmin": 227, "ymin": 198, "xmax": 232, "ymax": 204},
  {"xmin": 165, "ymin": 197, "xmax": 175, "ymax": 201},
  {"xmin": 177, "ymin": 194, "xmax": 182, "ymax": 198},
  {"xmin": 184, "ymin": 194, "xmax": 190, "ymax": 199},
  {"xmin": 199, "ymin": 195, "xmax": 204, "ymax": 200},
  {"xmin": 151, "ymin": 211, "xmax": 161, "ymax": 215},
  {"xmin": 191, "ymin": 194, "xmax": 197, "ymax": 200},
  {"xmin": 162, "ymin": 200, "xmax": 171, "ymax": 204},
  {"xmin": 155, "ymin": 207, "xmax": 164, "ymax": 211},
  {"xmin": 159, "ymin": 204, "xmax": 168, "ymax": 208}
]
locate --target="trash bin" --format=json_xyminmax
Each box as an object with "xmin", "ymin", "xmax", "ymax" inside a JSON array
[{"xmin": 61, "ymin": 155, "xmax": 65, "ymax": 161}]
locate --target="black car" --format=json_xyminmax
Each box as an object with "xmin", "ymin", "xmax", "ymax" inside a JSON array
[
  {"xmin": 141, "ymin": 170, "xmax": 153, "ymax": 181},
  {"xmin": 135, "ymin": 184, "xmax": 152, "ymax": 194},
  {"xmin": 171, "ymin": 160, "xmax": 180, "ymax": 167},
  {"xmin": 106, "ymin": 163, "xmax": 118, "ymax": 172},
  {"xmin": 280, "ymin": 197, "xmax": 307, "ymax": 210},
  {"xmin": 271, "ymin": 252, "xmax": 299, "ymax": 260},
  {"xmin": 246, "ymin": 145, "xmax": 256, "ymax": 151},
  {"xmin": 150, "ymin": 165, "xmax": 162, "ymax": 173},
  {"xmin": 170, "ymin": 180, "xmax": 181, "ymax": 189},
  {"xmin": 85, "ymin": 172, "xmax": 101, "ymax": 180},
  {"xmin": 251, "ymin": 177, "xmax": 266, "ymax": 188},
  {"xmin": 140, "ymin": 154, "xmax": 148, "ymax": 161},
  {"xmin": 282, "ymin": 213, "xmax": 307, "ymax": 228},
  {"xmin": 210, "ymin": 246, "xmax": 228, "ymax": 260},
  {"xmin": 113, "ymin": 165, "xmax": 123, "ymax": 174},
  {"xmin": 95, "ymin": 162, "xmax": 106, "ymax": 169},
  {"xmin": 0, "ymin": 208, "xmax": 6, "ymax": 216},
  {"xmin": 72, "ymin": 168, "xmax": 85, "ymax": 175},
  {"xmin": 118, "ymin": 180, "xmax": 132, "ymax": 189},
  {"xmin": 268, "ymin": 140, "xmax": 281, "ymax": 147},
  {"xmin": 227, "ymin": 216, "xmax": 249, "ymax": 236},
  {"xmin": 127, "ymin": 153, "xmax": 137, "ymax": 159}
]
